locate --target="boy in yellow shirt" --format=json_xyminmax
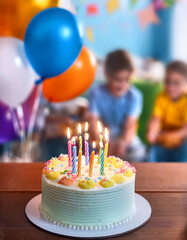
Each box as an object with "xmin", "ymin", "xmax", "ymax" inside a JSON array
[{"xmin": 147, "ymin": 61, "xmax": 187, "ymax": 162}]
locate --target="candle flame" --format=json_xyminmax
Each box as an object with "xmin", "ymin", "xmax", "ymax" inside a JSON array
[
  {"xmin": 85, "ymin": 122, "xmax": 88, "ymax": 132},
  {"xmin": 92, "ymin": 141, "xmax": 96, "ymax": 149},
  {"xmin": 67, "ymin": 127, "xmax": 71, "ymax": 139},
  {"xmin": 97, "ymin": 121, "xmax": 102, "ymax": 133},
  {"xmin": 100, "ymin": 141, "xmax": 103, "ymax": 148},
  {"xmin": 78, "ymin": 123, "xmax": 81, "ymax": 134},
  {"xmin": 105, "ymin": 128, "xmax": 109, "ymax": 142}
]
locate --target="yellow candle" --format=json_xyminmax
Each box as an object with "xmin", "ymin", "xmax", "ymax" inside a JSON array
[
  {"xmin": 89, "ymin": 141, "xmax": 96, "ymax": 177},
  {"xmin": 104, "ymin": 128, "xmax": 109, "ymax": 167}
]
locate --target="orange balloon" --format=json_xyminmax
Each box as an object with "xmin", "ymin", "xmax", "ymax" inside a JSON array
[{"xmin": 43, "ymin": 46, "xmax": 97, "ymax": 102}]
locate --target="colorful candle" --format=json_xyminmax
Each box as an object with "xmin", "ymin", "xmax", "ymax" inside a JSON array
[
  {"xmin": 97, "ymin": 121, "xmax": 103, "ymax": 145},
  {"xmin": 97, "ymin": 121, "xmax": 103, "ymax": 164},
  {"xmin": 89, "ymin": 141, "xmax": 96, "ymax": 177},
  {"xmin": 67, "ymin": 127, "xmax": 72, "ymax": 167},
  {"xmin": 84, "ymin": 122, "xmax": 89, "ymax": 165},
  {"xmin": 78, "ymin": 123, "xmax": 82, "ymax": 176},
  {"xmin": 100, "ymin": 142, "xmax": 105, "ymax": 175},
  {"xmin": 72, "ymin": 137, "xmax": 77, "ymax": 174},
  {"xmin": 78, "ymin": 149, "xmax": 82, "ymax": 177},
  {"xmin": 104, "ymin": 128, "xmax": 109, "ymax": 167},
  {"xmin": 78, "ymin": 123, "xmax": 82, "ymax": 151}
]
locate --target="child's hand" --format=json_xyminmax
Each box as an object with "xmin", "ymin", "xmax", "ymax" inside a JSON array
[
  {"xmin": 147, "ymin": 131, "xmax": 158, "ymax": 144},
  {"xmin": 157, "ymin": 132, "xmax": 183, "ymax": 148}
]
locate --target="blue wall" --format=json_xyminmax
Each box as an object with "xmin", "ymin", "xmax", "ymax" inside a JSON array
[{"xmin": 75, "ymin": 0, "xmax": 174, "ymax": 62}]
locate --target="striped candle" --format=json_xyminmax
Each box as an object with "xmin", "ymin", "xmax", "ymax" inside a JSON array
[
  {"xmin": 97, "ymin": 147, "xmax": 102, "ymax": 164},
  {"xmin": 84, "ymin": 122, "xmax": 89, "ymax": 165},
  {"xmin": 68, "ymin": 140, "xmax": 72, "ymax": 167},
  {"xmin": 104, "ymin": 128, "xmax": 109, "ymax": 167},
  {"xmin": 72, "ymin": 138, "xmax": 77, "ymax": 174},
  {"xmin": 97, "ymin": 121, "xmax": 103, "ymax": 146},
  {"xmin": 78, "ymin": 123, "xmax": 82, "ymax": 176},
  {"xmin": 67, "ymin": 127, "xmax": 71, "ymax": 167},
  {"xmin": 100, "ymin": 146, "xmax": 104, "ymax": 175},
  {"xmin": 78, "ymin": 149, "xmax": 82, "ymax": 176},
  {"xmin": 89, "ymin": 141, "xmax": 96, "ymax": 177}
]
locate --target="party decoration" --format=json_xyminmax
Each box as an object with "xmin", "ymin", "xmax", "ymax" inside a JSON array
[
  {"xmin": 130, "ymin": 0, "xmax": 138, "ymax": 8},
  {"xmin": 87, "ymin": 27, "xmax": 94, "ymax": 42},
  {"xmin": 0, "ymin": 86, "xmax": 39, "ymax": 144},
  {"xmin": 0, "ymin": 102, "xmax": 17, "ymax": 143},
  {"xmin": 86, "ymin": 4, "xmax": 99, "ymax": 15},
  {"xmin": 138, "ymin": 3, "xmax": 160, "ymax": 30},
  {"xmin": 106, "ymin": 0, "xmax": 119, "ymax": 14},
  {"xmin": 43, "ymin": 46, "xmax": 97, "ymax": 102},
  {"xmin": 0, "ymin": 0, "xmax": 59, "ymax": 39},
  {"xmin": 0, "ymin": 37, "xmax": 38, "ymax": 107},
  {"xmin": 153, "ymin": 0, "xmax": 175, "ymax": 10},
  {"xmin": 25, "ymin": 8, "xmax": 82, "ymax": 80}
]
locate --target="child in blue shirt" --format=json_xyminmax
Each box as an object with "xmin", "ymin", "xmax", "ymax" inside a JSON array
[{"xmin": 88, "ymin": 50, "xmax": 145, "ymax": 162}]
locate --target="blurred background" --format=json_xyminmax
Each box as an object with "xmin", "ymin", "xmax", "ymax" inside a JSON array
[{"xmin": 0, "ymin": 0, "xmax": 186, "ymax": 162}]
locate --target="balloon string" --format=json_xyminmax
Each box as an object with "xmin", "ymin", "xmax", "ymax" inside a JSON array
[
  {"xmin": 16, "ymin": 106, "xmax": 26, "ymax": 150},
  {"xmin": 35, "ymin": 77, "xmax": 44, "ymax": 85},
  {"xmin": 27, "ymin": 85, "xmax": 42, "ymax": 138},
  {"xmin": 10, "ymin": 109, "xmax": 20, "ymax": 138}
]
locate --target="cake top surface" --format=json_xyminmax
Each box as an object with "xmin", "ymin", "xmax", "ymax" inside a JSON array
[{"xmin": 42, "ymin": 154, "xmax": 136, "ymax": 191}]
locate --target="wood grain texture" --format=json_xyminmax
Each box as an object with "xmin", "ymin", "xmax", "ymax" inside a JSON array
[
  {"xmin": 0, "ymin": 163, "xmax": 187, "ymax": 192},
  {"xmin": 0, "ymin": 192, "xmax": 187, "ymax": 240}
]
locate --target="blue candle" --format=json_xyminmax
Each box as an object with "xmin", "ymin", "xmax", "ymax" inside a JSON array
[
  {"xmin": 100, "ymin": 145, "xmax": 104, "ymax": 176},
  {"xmin": 72, "ymin": 137, "xmax": 77, "ymax": 174}
]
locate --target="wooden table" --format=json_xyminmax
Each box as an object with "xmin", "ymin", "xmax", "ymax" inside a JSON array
[{"xmin": 0, "ymin": 163, "xmax": 187, "ymax": 240}]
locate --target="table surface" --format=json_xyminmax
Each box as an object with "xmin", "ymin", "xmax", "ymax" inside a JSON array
[{"xmin": 0, "ymin": 162, "xmax": 187, "ymax": 240}]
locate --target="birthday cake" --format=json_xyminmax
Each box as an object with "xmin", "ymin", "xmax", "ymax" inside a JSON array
[{"xmin": 39, "ymin": 154, "xmax": 136, "ymax": 229}]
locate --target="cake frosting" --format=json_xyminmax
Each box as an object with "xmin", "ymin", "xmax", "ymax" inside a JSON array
[{"xmin": 40, "ymin": 154, "xmax": 136, "ymax": 228}]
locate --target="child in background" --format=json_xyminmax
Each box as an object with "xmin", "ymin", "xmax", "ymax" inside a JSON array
[
  {"xmin": 87, "ymin": 50, "xmax": 146, "ymax": 162},
  {"xmin": 147, "ymin": 61, "xmax": 187, "ymax": 162}
]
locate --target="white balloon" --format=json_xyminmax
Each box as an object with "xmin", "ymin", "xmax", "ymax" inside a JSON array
[{"xmin": 0, "ymin": 37, "xmax": 39, "ymax": 107}]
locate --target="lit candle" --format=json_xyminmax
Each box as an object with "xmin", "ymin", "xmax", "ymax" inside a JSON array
[
  {"xmin": 89, "ymin": 141, "xmax": 96, "ymax": 177},
  {"xmin": 104, "ymin": 128, "xmax": 109, "ymax": 167},
  {"xmin": 100, "ymin": 142, "xmax": 105, "ymax": 175},
  {"xmin": 97, "ymin": 121, "xmax": 103, "ymax": 164},
  {"xmin": 78, "ymin": 123, "xmax": 82, "ymax": 151},
  {"xmin": 78, "ymin": 123, "xmax": 82, "ymax": 176},
  {"xmin": 72, "ymin": 137, "xmax": 77, "ymax": 174},
  {"xmin": 97, "ymin": 121, "xmax": 103, "ymax": 145},
  {"xmin": 84, "ymin": 122, "xmax": 89, "ymax": 165},
  {"xmin": 67, "ymin": 127, "xmax": 72, "ymax": 167}
]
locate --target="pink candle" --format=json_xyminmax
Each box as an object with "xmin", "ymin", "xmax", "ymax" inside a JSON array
[
  {"xmin": 67, "ymin": 127, "xmax": 72, "ymax": 167},
  {"xmin": 84, "ymin": 122, "xmax": 89, "ymax": 165}
]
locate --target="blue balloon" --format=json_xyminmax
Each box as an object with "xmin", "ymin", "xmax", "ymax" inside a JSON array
[{"xmin": 24, "ymin": 8, "xmax": 83, "ymax": 80}]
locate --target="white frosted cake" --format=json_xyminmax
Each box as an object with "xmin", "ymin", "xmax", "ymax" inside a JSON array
[{"xmin": 39, "ymin": 154, "xmax": 136, "ymax": 229}]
